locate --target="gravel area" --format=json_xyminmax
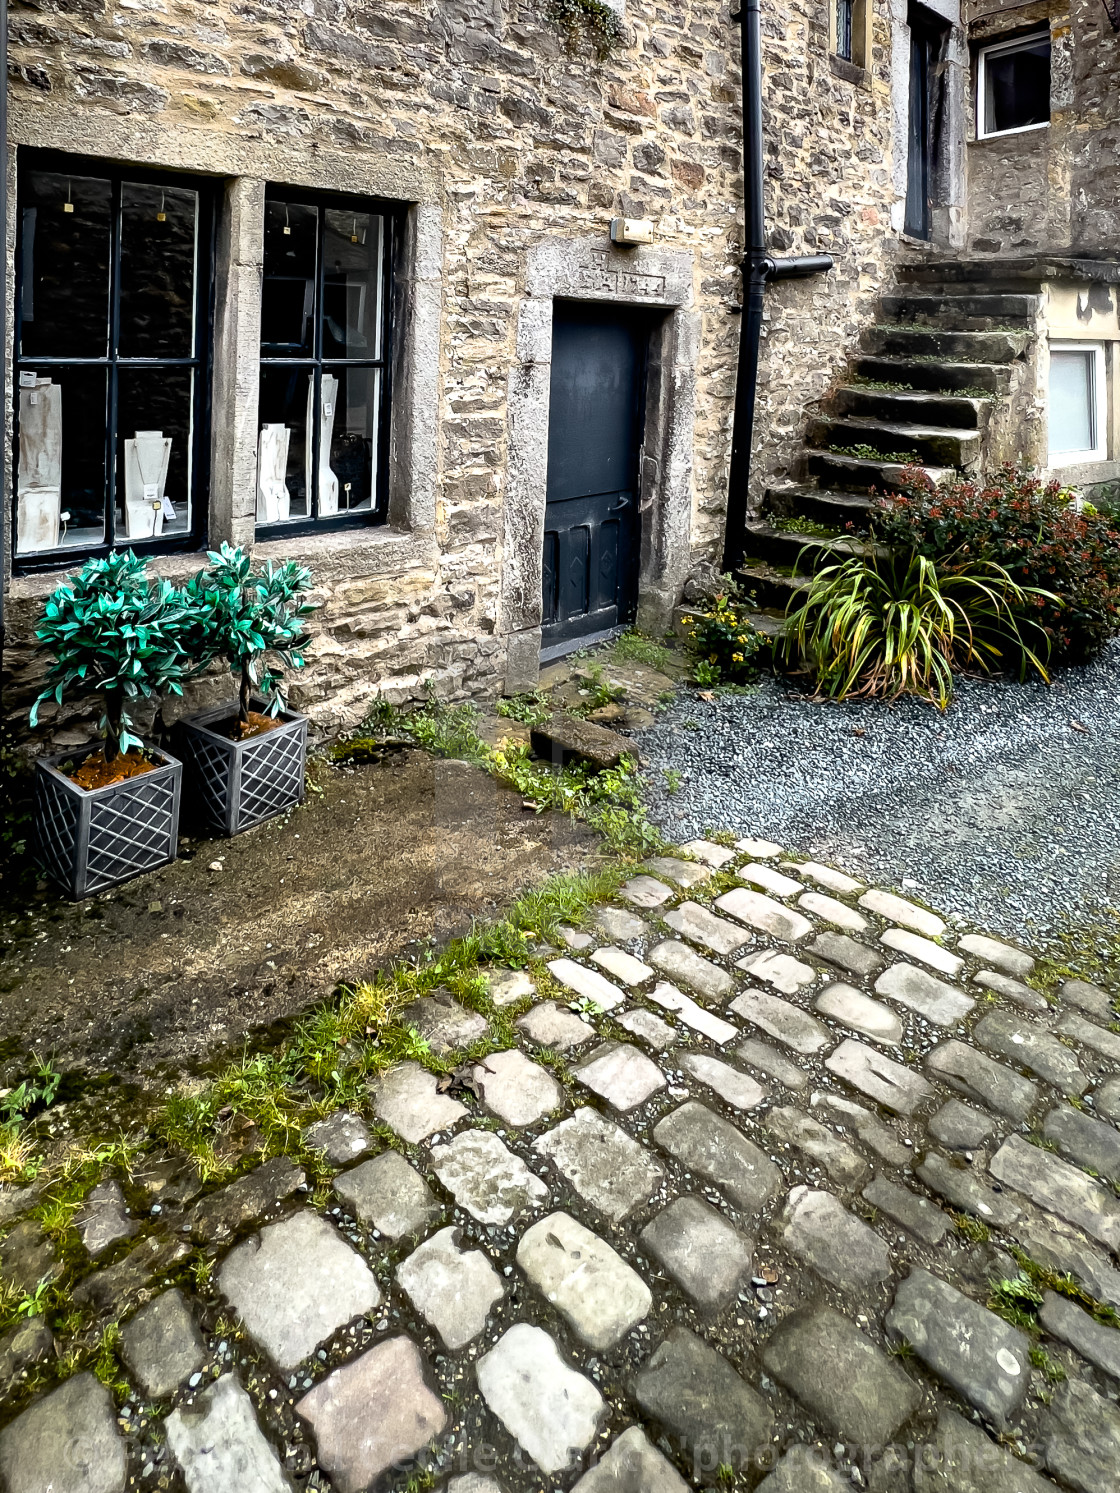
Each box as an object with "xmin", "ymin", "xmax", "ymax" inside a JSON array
[{"xmin": 637, "ymin": 642, "xmax": 1120, "ymax": 942}]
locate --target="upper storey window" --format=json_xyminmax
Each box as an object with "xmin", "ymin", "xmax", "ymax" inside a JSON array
[{"xmin": 977, "ymin": 31, "xmax": 1051, "ymax": 138}]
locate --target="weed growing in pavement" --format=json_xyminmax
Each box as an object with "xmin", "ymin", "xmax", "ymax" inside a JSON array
[
  {"xmin": 1009, "ymin": 1245, "xmax": 1120, "ymax": 1328},
  {"xmin": 611, "ymin": 630, "xmax": 674, "ymax": 671},
  {"xmin": 496, "ymin": 691, "xmax": 551, "ymax": 726},
  {"xmin": 1, "ymin": 1057, "xmax": 63, "ymax": 1126},
  {"xmin": 663, "ymin": 768, "xmax": 682, "ymax": 795},
  {"xmin": 987, "ymin": 1273, "xmax": 1044, "ymax": 1332},
  {"xmin": 952, "ymin": 1211, "xmax": 990, "ymax": 1243},
  {"xmin": 1026, "ymin": 905, "xmax": 1120, "ymax": 1005}
]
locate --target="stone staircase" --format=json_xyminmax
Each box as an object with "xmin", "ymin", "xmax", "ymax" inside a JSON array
[{"xmin": 738, "ymin": 280, "xmax": 1042, "ymax": 624}]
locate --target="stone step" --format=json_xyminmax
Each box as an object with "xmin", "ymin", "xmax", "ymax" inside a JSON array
[
  {"xmin": 854, "ymin": 356, "xmax": 1012, "ymax": 395},
  {"xmin": 880, "ymin": 293, "xmax": 1041, "ymax": 326},
  {"xmin": 734, "ymin": 561, "xmax": 809, "ymax": 613},
  {"xmin": 741, "ymin": 523, "xmax": 881, "ymax": 575},
  {"xmin": 763, "ymin": 484, "xmax": 875, "ymax": 531},
  {"xmin": 833, "ymin": 385, "xmax": 992, "ymax": 431},
  {"xmin": 804, "ymin": 449, "xmax": 953, "ymax": 494},
  {"xmin": 806, "ymin": 415, "xmax": 982, "ymax": 469},
  {"xmin": 862, "ymin": 325, "xmax": 1031, "ymax": 363}
]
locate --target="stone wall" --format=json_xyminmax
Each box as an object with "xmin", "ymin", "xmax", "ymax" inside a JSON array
[
  {"xmin": 964, "ymin": 0, "xmax": 1120, "ymax": 255},
  {"xmin": 3, "ymin": 0, "xmax": 909, "ymax": 745}
]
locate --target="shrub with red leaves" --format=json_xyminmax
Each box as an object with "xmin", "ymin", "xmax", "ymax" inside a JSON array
[{"xmin": 872, "ymin": 466, "xmax": 1120, "ymax": 663}]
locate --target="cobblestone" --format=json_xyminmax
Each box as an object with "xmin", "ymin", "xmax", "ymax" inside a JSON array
[
  {"xmin": 650, "ymin": 939, "xmax": 735, "ymax": 1000},
  {"xmin": 372, "ymin": 1061, "xmax": 467, "ymax": 1142},
  {"xmin": 647, "ymin": 856, "xmax": 712, "ymax": 889},
  {"xmin": 167, "ymin": 1374, "xmax": 289, "ymax": 1493},
  {"xmin": 649, "ymin": 982, "xmax": 738, "ymax": 1045},
  {"xmin": 680, "ymin": 1053, "xmax": 766, "ymax": 1110},
  {"xmin": 334, "ymin": 1150, "xmax": 441, "ymax": 1239},
  {"xmin": 926, "ymin": 1040, "xmax": 1039, "ymax": 1120},
  {"xmin": 429, "ymin": 1130, "xmax": 549, "ymax": 1226},
  {"xmin": 517, "ymin": 1211, "xmax": 651, "ymax": 1348},
  {"xmin": 813, "ymin": 982, "xmax": 902, "ymax": 1044},
  {"xmin": 620, "ymin": 874, "xmax": 675, "ymax": 909},
  {"xmin": 616, "ymin": 1007, "xmax": 679, "ymax": 1050},
  {"xmin": 399, "ymin": 990, "xmax": 489, "ymax": 1053},
  {"xmin": 654, "ymin": 1101, "xmax": 781, "ymax": 1213},
  {"xmin": 477, "ymin": 1324, "xmax": 604, "ymax": 1474},
  {"xmin": 975, "ymin": 1011, "xmax": 1090, "ymax": 1094},
  {"xmin": 728, "ymin": 990, "xmax": 829, "ymax": 1054},
  {"xmin": 880, "ymin": 926, "xmax": 963, "ymax": 977},
  {"xmin": 767, "ymin": 1110, "xmax": 869, "ymax": 1189},
  {"xmin": 858, "ymin": 890, "xmax": 945, "ymax": 938},
  {"xmin": 1039, "ymin": 1288, "xmax": 1120, "ymax": 1379},
  {"xmin": 735, "ymin": 948, "xmax": 816, "ymax": 995},
  {"xmin": 516, "ymin": 1000, "xmax": 595, "ymax": 1049},
  {"xmin": 595, "ymin": 906, "xmax": 648, "ymax": 942},
  {"xmin": 1057, "ymin": 1009, "xmax": 1120, "ymax": 1065},
  {"xmin": 715, "ymin": 887, "xmax": 813, "ymax": 942},
  {"xmin": 74, "ymin": 1180, "xmax": 137, "ymax": 1259},
  {"xmin": 736, "ymin": 1038, "xmax": 810, "ymax": 1091},
  {"xmin": 573, "ymin": 1041, "xmax": 667, "ymax": 1110},
  {"xmin": 663, "ymin": 900, "xmax": 751, "ymax": 955},
  {"xmin": 533, "ymin": 1107, "xmax": 664, "ymax": 1222},
  {"xmin": 808, "ymin": 930, "xmax": 885, "ymax": 978},
  {"xmin": 472, "ymin": 1049, "xmax": 564, "ymax": 1127},
  {"xmin": 875, "ymin": 962, "xmax": 975, "ymax": 1026},
  {"xmin": 974, "ymin": 968, "xmax": 1050, "ymax": 1012},
  {"xmin": 641, "ymin": 1195, "xmax": 753, "ymax": 1311},
  {"xmin": 1043, "ymin": 1104, "xmax": 1120, "ymax": 1178},
  {"xmin": 1043, "ymin": 1378, "xmax": 1120, "ymax": 1493},
  {"xmin": 397, "ymin": 1226, "xmax": 504, "ymax": 1349},
  {"xmin": 958, "ymin": 934, "xmax": 1035, "ymax": 977},
  {"xmin": 1059, "ymin": 979, "xmax": 1114, "ymax": 1020},
  {"xmin": 928, "ymin": 1098, "xmax": 996, "ymax": 1150},
  {"xmin": 120, "ymin": 1288, "xmax": 205, "ymax": 1399},
  {"xmin": 0, "ymin": 1372, "xmax": 126, "ymax": 1493},
  {"xmin": 591, "ymin": 946, "xmax": 654, "ymax": 986},
  {"xmin": 779, "ymin": 1187, "xmax": 890, "ymax": 1288},
  {"xmin": 547, "ymin": 958, "xmax": 625, "ymax": 1011},
  {"xmin": 825, "ymin": 1038, "xmax": 934, "ymax": 1114},
  {"xmin": 304, "ymin": 1110, "xmax": 372, "ymax": 1166},
  {"xmin": 862, "ymin": 1176, "xmax": 951, "ymax": 1245},
  {"xmin": 739, "ymin": 863, "xmax": 802, "ymax": 899},
  {"xmin": 572, "ymin": 1426, "xmax": 689, "ymax": 1493},
  {"xmin": 990, "ymin": 1133, "xmax": 1120, "ymax": 1251},
  {"xmin": 797, "ymin": 891, "xmax": 868, "ymax": 932},
  {"xmin": 916, "ymin": 1150, "xmax": 1022, "ymax": 1228}
]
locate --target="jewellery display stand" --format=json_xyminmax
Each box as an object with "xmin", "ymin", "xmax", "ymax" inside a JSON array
[
  {"xmin": 306, "ymin": 375, "xmax": 340, "ymax": 517},
  {"xmin": 16, "ymin": 378, "xmax": 63, "ymax": 554},
  {"xmin": 123, "ymin": 430, "xmax": 172, "ymax": 540},
  {"xmin": 256, "ymin": 423, "xmax": 292, "ymax": 523}
]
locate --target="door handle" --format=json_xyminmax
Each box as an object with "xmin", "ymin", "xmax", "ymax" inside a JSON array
[{"xmin": 608, "ymin": 492, "xmax": 631, "ymax": 512}]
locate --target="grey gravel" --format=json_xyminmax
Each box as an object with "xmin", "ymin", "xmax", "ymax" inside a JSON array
[{"xmin": 636, "ymin": 649, "xmax": 1120, "ymax": 939}]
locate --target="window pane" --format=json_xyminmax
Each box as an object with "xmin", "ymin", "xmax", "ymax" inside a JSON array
[
  {"xmin": 326, "ymin": 365, "xmax": 380, "ymax": 514},
  {"xmin": 262, "ymin": 201, "xmax": 318, "ymax": 355},
  {"xmin": 257, "ymin": 366, "xmax": 312, "ymax": 522},
  {"xmin": 322, "ymin": 211, "xmax": 384, "ymax": 360},
  {"xmin": 836, "ymin": 0, "xmax": 854, "ymax": 61},
  {"xmin": 119, "ymin": 183, "xmax": 199, "ymax": 358},
  {"xmin": 19, "ymin": 171, "xmax": 111, "ymax": 359},
  {"xmin": 15, "ymin": 366, "xmax": 107, "ymax": 554},
  {"xmin": 984, "ymin": 39, "xmax": 1050, "ymax": 134},
  {"xmin": 116, "ymin": 367, "xmax": 195, "ymax": 542},
  {"xmin": 1049, "ymin": 350, "xmax": 1094, "ymax": 456}
]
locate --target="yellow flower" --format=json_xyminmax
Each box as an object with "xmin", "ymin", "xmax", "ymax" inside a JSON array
[{"xmin": 732, "ymin": 652, "xmax": 743, "ymax": 662}]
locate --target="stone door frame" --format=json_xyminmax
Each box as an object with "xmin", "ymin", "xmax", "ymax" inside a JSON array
[{"xmin": 500, "ymin": 236, "xmax": 698, "ymax": 691}]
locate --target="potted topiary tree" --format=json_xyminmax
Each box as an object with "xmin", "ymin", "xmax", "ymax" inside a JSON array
[
  {"xmin": 176, "ymin": 543, "xmax": 316, "ymax": 836},
  {"xmin": 29, "ymin": 550, "xmax": 190, "ymax": 898}
]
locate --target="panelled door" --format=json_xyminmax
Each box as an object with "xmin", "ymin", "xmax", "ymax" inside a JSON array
[{"xmin": 542, "ymin": 303, "xmax": 647, "ymax": 653}]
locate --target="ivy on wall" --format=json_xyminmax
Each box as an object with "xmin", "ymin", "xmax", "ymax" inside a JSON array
[{"xmin": 547, "ymin": 0, "xmax": 624, "ymax": 58}]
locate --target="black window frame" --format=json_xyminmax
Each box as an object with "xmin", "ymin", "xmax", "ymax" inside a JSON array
[
  {"xmin": 256, "ymin": 184, "xmax": 400, "ymax": 541},
  {"xmin": 12, "ymin": 148, "xmax": 216, "ymax": 574}
]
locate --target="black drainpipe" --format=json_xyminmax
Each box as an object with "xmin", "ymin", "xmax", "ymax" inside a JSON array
[
  {"xmin": 0, "ymin": 0, "xmax": 7, "ymax": 705},
  {"xmin": 723, "ymin": 0, "xmax": 834, "ymax": 574}
]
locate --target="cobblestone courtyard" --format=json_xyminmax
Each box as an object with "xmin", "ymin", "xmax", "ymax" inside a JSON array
[{"xmin": 3, "ymin": 835, "xmax": 1120, "ymax": 1492}]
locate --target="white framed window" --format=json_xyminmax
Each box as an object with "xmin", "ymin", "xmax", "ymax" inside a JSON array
[
  {"xmin": 977, "ymin": 31, "xmax": 1051, "ymax": 139},
  {"xmin": 1049, "ymin": 343, "xmax": 1108, "ymax": 464}
]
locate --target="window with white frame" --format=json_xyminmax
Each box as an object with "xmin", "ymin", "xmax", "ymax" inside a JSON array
[
  {"xmin": 977, "ymin": 31, "xmax": 1051, "ymax": 138},
  {"xmin": 1049, "ymin": 344, "xmax": 1107, "ymax": 464}
]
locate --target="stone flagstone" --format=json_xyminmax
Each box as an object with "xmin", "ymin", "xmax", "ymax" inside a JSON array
[
  {"xmin": 596, "ymin": 905, "xmax": 648, "ymax": 942},
  {"xmin": 334, "ymin": 1150, "xmax": 441, "ymax": 1240},
  {"xmin": 647, "ymin": 856, "xmax": 712, "ymax": 888},
  {"xmin": 573, "ymin": 1041, "xmax": 666, "ymax": 1110},
  {"xmin": 219, "ymin": 1212, "xmax": 380, "ymax": 1372},
  {"xmin": 975, "ymin": 1011, "xmax": 1089, "ymax": 1094},
  {"xmin": 716, "ymin": 886, "xmax": 813, "ymax": 942},
  {"xmin": 797, "ymin": 891, "xmax": 868, "ymax": 932},
  {"xmin": 617, "ymin": 1006, "xmax": 679, "ymax": 1049},
  {"xmin": 533, "ymin": 1107, "xmax": 664, "ymax": 1222},
  {"xmin": 649, "ymin": 981, "xmax": 738, "ymax": 1045},
  {"xmin": 809, "ymin": 930, "xmax": 885, "ymax": 978},
  {"xmin": 958, "ymin": 934, "xmax": 1034, "ymax": 977},
  {"xmin": 516, "ymin": 1000, "xmax": 595, "ymax": 1050},
  {"xmin": 1057, "ymin": 1009, "xmax": 1120, "ymax": 1065},
  {"xmin": 397, "ymin": 1226, "xmax": 503, "ymax": 1349},
  {"xmin": 886, "ymin": 1267, "xmax": 1030, "ymax": 1426},
  {"xmin": 650, "ymin": 939, "xmax": 735, "ymax": 1000},
  {"xmin": 476, "ymin": 1323, "xmax": 605, "ymax": 1474},
  {"xmin": 373, "ymin": 1061, "xmax": 467, "ymax": 1143},
  {"xmin": 592, "ymin": 946, "xmax": 653, "ymax": 986},
  {"xmin": 825, "ymin": 1038, "xmax": 934, "ymax": 1115},
  {"xmin": 739, "ymin": 862, "xmax": 802, "ymax": 898},
  {"xmin": 990, "ymin": 1134, "xmax": 1120, "ymax": 1253},
  {"xmin": 167, "ymin": 1375, "xmax": 290, "ymax": 1493},
  {"xmin": 736, "ymin": 948, "xmax": 816, "ymax": 995},
  {"xmin": 664, "ymin": 900, "xmax": 751, "ymax": 956},
  {"xmin": 517, "ymin": 1211, "xmax": 651, "ymax": 1348},
  {"xmin": 472, "ymin": 1048, "xmax": 563, "ymax": 1126},
  {"xmin": 0, "ymin": 1372, "xmax": 126, "ymax": 1493},
  {"xmin": 632, "ymin": 1326, "xmax": 774, "ymax": 1473},
  {"xmin": 814, "ymin": 982, "xmax": 902, "ymax": 1044},
  {"xmin": 762, "ymin": 1305, "xmax": 920, "ymax": 1444},
  {"xmin": 120, "ymin": 1288, "xmax": 205, "ymax": 1400},
  {"xmin": 681, "ymin": 1052, "xmax": 766, "ymax": 1110},
  {"xmin": 863, "ymin": 1176, "xmax": 950, "ymax": 1245},
  {"xmin": 926, "ymin": 1040, "xmax": 1038, "ymax": 1120},
  {"xmin": 859, "ymin": 889, "xmax": 945, "ymax": 938},
  {"xmin": 620, "ymin": 874, "xmax": 675, "ymax": 909},
  {"xmin": 1039, "ymin": 1289, "xmax": 1120, "ymax": 1380},
  {"xmin": 1043, "ymin": 1104, "xmax": 1120, "ymax": 1179},
  {"xmin": 547, "ymin": 957, "xmax": 625, "ymax": 1011},
  {"xmin": 880, "ymin": 927, "xmax": 963, "ymax": 977},
  {"xmin": 875, "ymin": 963, "xmax": 974, "ymax": 1026},
  {"xmin": 429, "ymin": 1130, "xmax": 549, "ymax": 1226},
  {"xmin": 572, "ymin": 1426, "xmax": 690, "ymax": 1493},
  {"xmin": 654, "ymin": 1101, "xmax": 781, "ymax": 1213},
  {"xmin": 767, "ymin": 1109, "xmax": 870, "ymax": 1188},
  {"xmin": 728, "ymin": 990, "xmax": 829, "ymax": 1054},
  {"xmin": 780, "ymin": 1187, "xmax": 891, "ymax": 1288},
  {"xmin": 641, "ymin": 1194, "xmax": 753, "ymax": 1311},
  {"xmin": 297, "ymin": 1336, "xmax": 447, "ymax": 1493}
]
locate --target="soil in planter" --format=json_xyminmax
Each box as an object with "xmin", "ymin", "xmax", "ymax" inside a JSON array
[
  {"xmin": 68, "ymin": 749, "xmax": 157, "ymax": 791},
  {"xmin": 213, "ymin": 711, "xmax": 285, "ymax": 742}
]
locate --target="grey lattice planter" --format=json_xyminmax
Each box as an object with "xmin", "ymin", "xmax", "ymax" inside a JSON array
[
  {"xmin": 34, "ymin": 746, "xmax": 182, "ymax": 900},
  {"xmin": 177, "ymin": 699, "xmax": 308, "ymax": 837}
]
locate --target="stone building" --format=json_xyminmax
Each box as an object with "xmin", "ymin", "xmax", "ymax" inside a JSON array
[{"xmin": 2, "ymin": 0, "xmax": 1118, "ymax": 742}]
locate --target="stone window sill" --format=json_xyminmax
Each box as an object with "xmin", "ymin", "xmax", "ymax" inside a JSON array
[{"xmin": 829, "ymin": 54, "xmax": 870, "ymax": 88}]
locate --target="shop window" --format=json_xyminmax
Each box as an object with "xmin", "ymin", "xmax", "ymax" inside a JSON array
[
  {"xmin": 832, "ymin": 0, "xmax": 870, "ymax": 69},
  {"xmin": 257, "ymin": 190, "xmax": 394, "ymax": 534},
  {"xmin": 977, "ymin": 31, "xmax": 1051, "ymax": 138},
  {"xmin": 1049, "ymin": 344, "xmax": 1107, "ymax": 464},
  {"xmin": 13, "ymin": 153, "xmax": 213, "ymax": 565}
]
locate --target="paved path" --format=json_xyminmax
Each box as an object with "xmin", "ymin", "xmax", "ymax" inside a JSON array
[{"xmin": 3, "ymin": 839, "xmax": 1120, "ymax": 1492}]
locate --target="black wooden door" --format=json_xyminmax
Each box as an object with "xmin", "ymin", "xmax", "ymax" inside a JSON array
[
  {"xmin": 905, "ymin": 26, "xmax": 933, "ymax": 238},
  {"xmin": 542, "ymin": 304, "xmax": 646, "ymax": 652}
]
